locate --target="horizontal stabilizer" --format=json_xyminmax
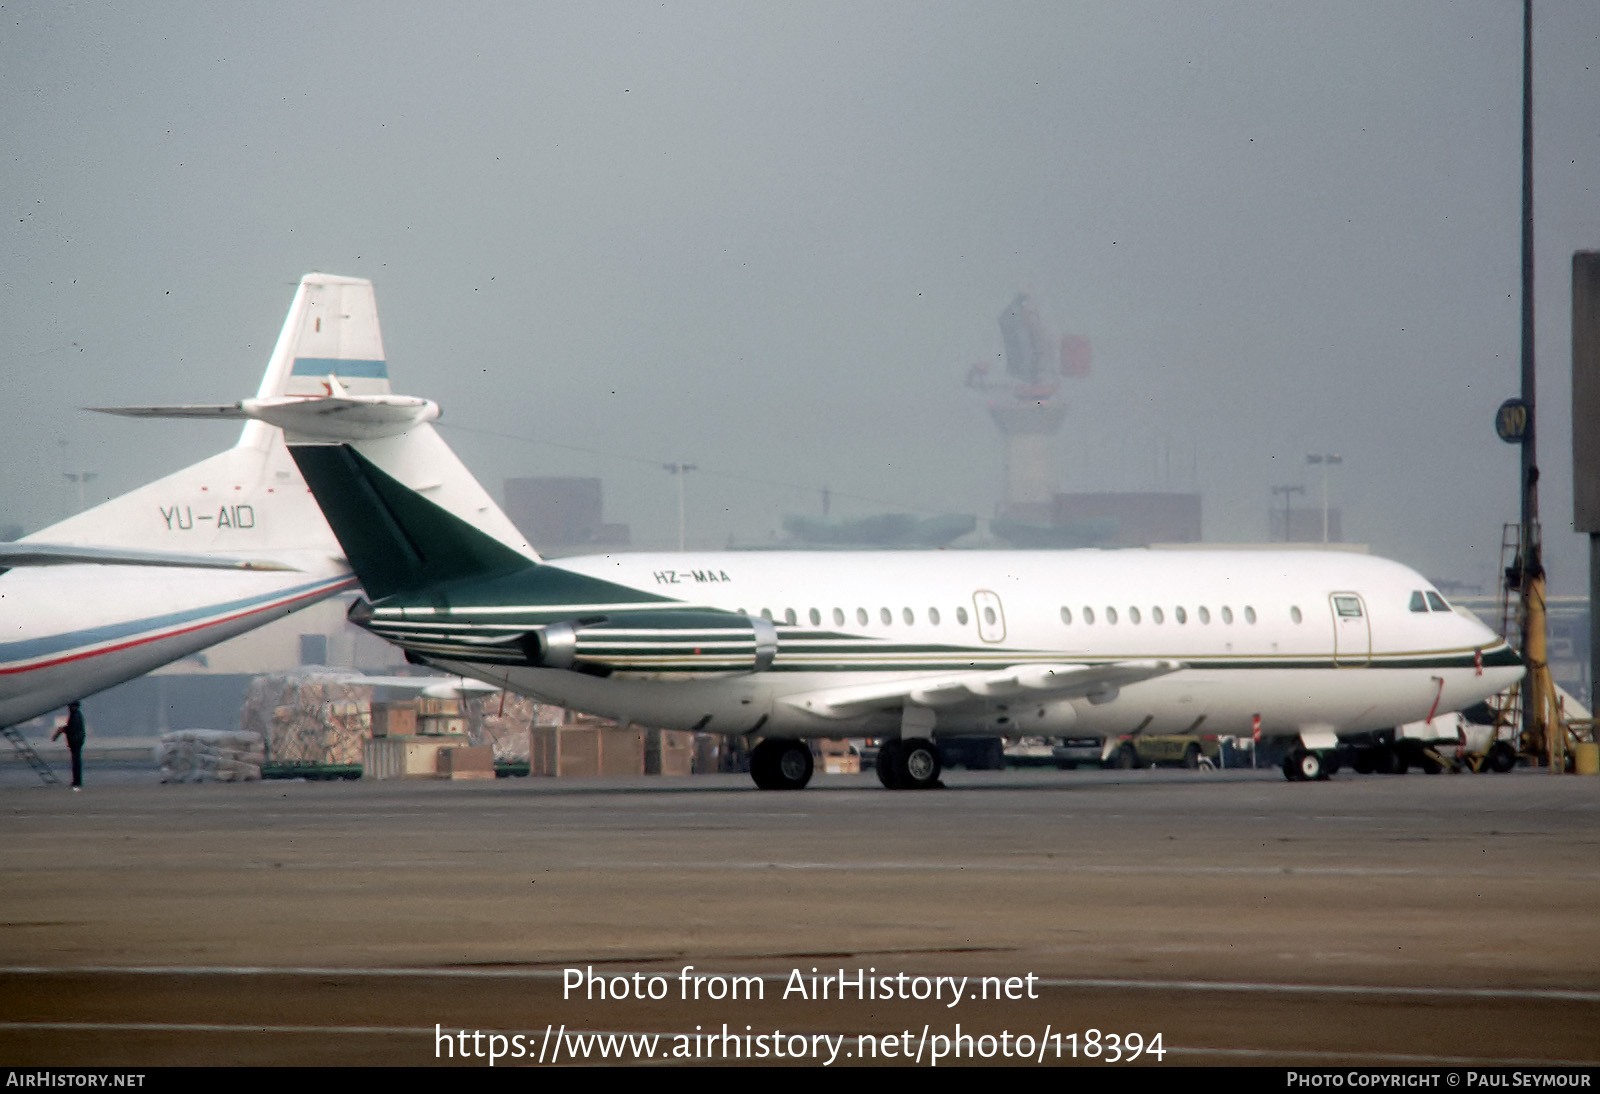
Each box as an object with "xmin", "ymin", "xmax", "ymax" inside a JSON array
[
  {"xmin": 783, "ymin": 659, "xmax": 1183, "ymax": 719},
  {"xmin": 91, "ymin": 389, "xmax": 440, "ymax": 442},
  {"xmin": 0, "ymin": 542, "xmax": 300, "ymax": 572},
  {"xmin": 88, "ymin": 404, "xmax": 244, "ymax": 419}
]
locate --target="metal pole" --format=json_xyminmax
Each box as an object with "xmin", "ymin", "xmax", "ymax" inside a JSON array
[
  {"xmin": 1520, "ymin": 0, "xmax": 1537, "ymax": 539},
  {"xmin": 663, "ymin": 463, "xmax": 697, "ymax": 552},
  {"xmin": 1271, "ymin": 485, "xmax": 1304, "ymax": 542},
  {"xmin": 1306, "ymin": 454, "xmax": 1341, "ymax": 543},
  {"xmin": 1518, "ymin": 0, "xmax": 1542, "ymax": 751},
  {"xmin": 1321, "ymin": 463, "xmax": 1328, "ymax": 543}
]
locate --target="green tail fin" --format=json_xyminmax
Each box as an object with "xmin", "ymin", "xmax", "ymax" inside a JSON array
[{"xmin": 290, "ymin": 443, "xmax": 534, "ymax": 599}]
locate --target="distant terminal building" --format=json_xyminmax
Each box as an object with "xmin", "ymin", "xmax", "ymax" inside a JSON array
[
  {"xmin": 503, "ymin": 477, "xmax": 631, "ymax": 557},
  {"xmin": 1269, "ymin": 506, "xmax": 1343, "ymax": 544},
  {"xmin": 992, "ymin": 491, "xmax": 1202, "ymax": 548},
  {"xmin": 781, "ymin": 513, "xmax": 976, "ymax": 549}
]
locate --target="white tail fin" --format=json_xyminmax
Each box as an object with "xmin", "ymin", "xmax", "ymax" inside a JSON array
[
  {"xmin": 21, "ymin": 274, "xmax": 382, "ymax": 560},
  {"xmin": 242, "ymin": 273, "xmax": 392, "ymax": 451}
]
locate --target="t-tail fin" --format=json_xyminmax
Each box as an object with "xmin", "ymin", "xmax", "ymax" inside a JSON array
[
  {"xmin": 83, "ymin": 272, "xmax": 538, "ymax": 573},
  {"xmin": 241, "ymin": 273, "xmax": 392, "ymax": 452},
  {"xmin": 290, "ymin": 443, "xmax": 537, "ymax": 600},
  {"xmin": 26, "ymin": 275, "xmax": 395, "ymax": 562}
]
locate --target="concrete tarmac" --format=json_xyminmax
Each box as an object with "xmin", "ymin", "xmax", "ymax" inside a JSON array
[{"xmin": 2, "ymin": 766, "xmax": 1597, "ymax": 1067}]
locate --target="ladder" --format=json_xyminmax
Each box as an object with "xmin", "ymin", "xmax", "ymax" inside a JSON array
[
  {"xmin": 1482, "ymin": 523, "xmax": 1525, "ymax": 760},
  {"xmin": 1496, "ymin": 522, "xmax": 1522, "ymax": 642},
  {"xmin": 2, "ymin": 725, "xmax": 61, "ymax": 786}
]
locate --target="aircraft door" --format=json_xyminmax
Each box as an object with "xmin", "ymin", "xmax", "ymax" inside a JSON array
[
  {"xmin": 972, "ymin": 590, "xmax": 1007, "ymax": 643},
  {"xmin": 1329, "ymin": 592, "xmax": 1371, "ymax": 667}
]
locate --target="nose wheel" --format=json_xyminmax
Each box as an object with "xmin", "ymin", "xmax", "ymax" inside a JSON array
[{"xmin": 1282, "ymin": 748, "xmax": 1332, "ymax": 781}]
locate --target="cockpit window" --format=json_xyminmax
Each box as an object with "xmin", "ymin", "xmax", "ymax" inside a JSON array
[
  {"xmin": 1426, "ymin": 591, "xmax": 1449, "ymax": 612},
  {"xmin": 1409, "ymin": 591, "xmax": 1427, "ymax": 613}
]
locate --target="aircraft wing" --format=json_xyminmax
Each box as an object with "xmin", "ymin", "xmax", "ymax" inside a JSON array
[
  {"xmin": 0, "ymin": 542, "xmax": 299, "ymax": 572},
  {"xmin": 348, "ymin": 675, "xmax": 503, "ymax": 700},
  {"xmin": 780, "ymin": 659, "xmax": 1184, "ymax": 719}
]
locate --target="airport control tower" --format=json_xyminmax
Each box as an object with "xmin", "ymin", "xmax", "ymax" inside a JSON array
[{"xmin": 966, "ymin": 293, "xmax": 1091, "ymax": 527}]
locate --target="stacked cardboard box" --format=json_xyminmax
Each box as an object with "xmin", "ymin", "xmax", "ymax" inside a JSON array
[
  {"xmin": 529, "ymin": 718, "xmax": 645, "ymax": 776},
  {"xmin": 369, "ymin": 701, "xmax": 417, "ymax": 738},
  {"xmin": 439, "ymin": 746, "xmax": 496, "ymax": 780},
  {"xmin": 816, "ymin": 738, "xmax": 860, "ymax": 774},
  {"xmin": 646, "ymin": 728, "xmax": 696, "ymax": 775},
  {"xmin": 364, "ymin": 734, "xmax": 471, "ymax": 780}
]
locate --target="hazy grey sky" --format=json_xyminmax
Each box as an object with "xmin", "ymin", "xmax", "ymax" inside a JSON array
[{"xmin": 4, "ymin": 2, "xmax": 1598, "ymax": 594}]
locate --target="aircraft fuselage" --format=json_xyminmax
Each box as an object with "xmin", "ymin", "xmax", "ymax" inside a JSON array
[{"xmin": 359, "ymin": 547, "xmax": 1520, "ymax": 745}]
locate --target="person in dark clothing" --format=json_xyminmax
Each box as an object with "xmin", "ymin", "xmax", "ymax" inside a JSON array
[{"xmin": 52, "ymin": 701, "xmax": 86, "ymax": 790}]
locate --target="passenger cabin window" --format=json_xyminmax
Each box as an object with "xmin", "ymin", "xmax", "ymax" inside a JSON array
[
  {"xmin": 1083, "ymin": 606, "xmax": 1095, "ymax": 624},
  {"xmin": 833, "ymin": 608, "xmax": 845, "ymax": 626},
  {"xmin": 1290, "ymin": 606, "xmax": 1303, "ymax": 624},
  {"xmin": 761, "ymin": 608, "xmax": 774, "ymax": 621},
  {"xmin": 1244, "ymin": 606, "xmax": 1256, "ymax": 624},
  {"xmin": 1426, "ymin": 592, "xmax": 1450, "ymax": 612},
  {"xmin": 1106, "ymin": 607, "xmax": 1118, "ymax": 624},
  {"xmin": 809, "ymin": 608, "xmax": 821, "ymax": 626},
  {"xmin": 929, "ymin": 607, "xmax": 941, "ymax": 625},
  {"xmin": 857, "ymin": 608, "xmax": 869, "ymax": 626},
  {"xmin": 880, "ymin": 608, "xmax": 892, "ymax": 626},
  {"xmin": 956, "ymin": 607, "xmax": 969, "ymax": 625},
  {"xmin": 1175, "ymin": 606, "xmax": 1187, "ymax": 624},
  {"xmin": 903, "ymin": 608, "xmax": 915, "ymax": 625},
  {"xmin": 1060, "ymin": 606, "xmax": 1072, "ymax": 625},
  {"xmin": 1409, "ymin": 591, "xmax": 1428, "ymax": 612},
  {"xmin": 784, "ymin": 608, "xmax": 797, "ymax": 625},
  {"xmin": 1129, "ymin": 607, "xmax": 1142, "ymax": 624},
  {"xmin": 1152, "ymin": 606, "xmax": 1164, "ymax": 624},
  {"xmin": 1334, "ymin": 595, "xmax": 1364, "ymax": 618}
]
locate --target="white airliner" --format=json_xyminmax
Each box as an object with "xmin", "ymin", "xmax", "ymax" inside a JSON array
[
  {"xmin": 251, "ymin": 275, "xmax": 1526, "ymax": 790},
  {"xmin": 0, "ymin": 273, "xmax": 400, "ymax": 730}
]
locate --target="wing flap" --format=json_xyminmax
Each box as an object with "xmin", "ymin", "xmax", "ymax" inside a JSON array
[
  {"xmin": 784, "ymin": 659, "xmax": 1183, "ymax": 719},
  {"xmin": 0, "ymin": 542, "xmax": 300, "ymax": 572}
]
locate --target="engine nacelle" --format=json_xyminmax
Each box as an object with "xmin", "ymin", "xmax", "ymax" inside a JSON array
[{"xmin": 521, "ymin": 611, "xmax": 778, "ymax": 676}]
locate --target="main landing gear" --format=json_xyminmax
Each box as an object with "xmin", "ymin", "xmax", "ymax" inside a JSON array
[
  {"xmin": 875, "ymin": 738, "xmax": 943, "ymax": 790},
  {"xmin": 748, "ymin": 738, "xmax": 814, "ymax": 790}
]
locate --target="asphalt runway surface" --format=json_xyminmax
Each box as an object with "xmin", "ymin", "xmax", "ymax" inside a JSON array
[{"xmin": 2, "ymin": 764, "xmax": 1597, "ymax": 1068}]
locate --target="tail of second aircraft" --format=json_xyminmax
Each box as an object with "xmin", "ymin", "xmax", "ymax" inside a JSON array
[{"xmin": 289, "ymin": 442, "xmax": 539, "ymax": 600}]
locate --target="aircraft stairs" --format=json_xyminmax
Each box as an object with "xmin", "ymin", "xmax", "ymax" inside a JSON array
[{"xmin": 2, "ymin": 725, "xmax": 61, "ymax": 786}]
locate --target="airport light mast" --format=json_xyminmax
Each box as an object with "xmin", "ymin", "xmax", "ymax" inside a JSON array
[
  {"xmin": 1305, "ymin": 454, "xmax": 1341, "ymax": 543},
  {"xmin": 1498, "ymin": 0, "xmax": 1564, "ymax": 770}
]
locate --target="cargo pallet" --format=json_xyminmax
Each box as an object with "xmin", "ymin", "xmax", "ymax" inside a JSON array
[{"xmin": 262, "ymin": 762, "xmax": 363, "ymax": 781}]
